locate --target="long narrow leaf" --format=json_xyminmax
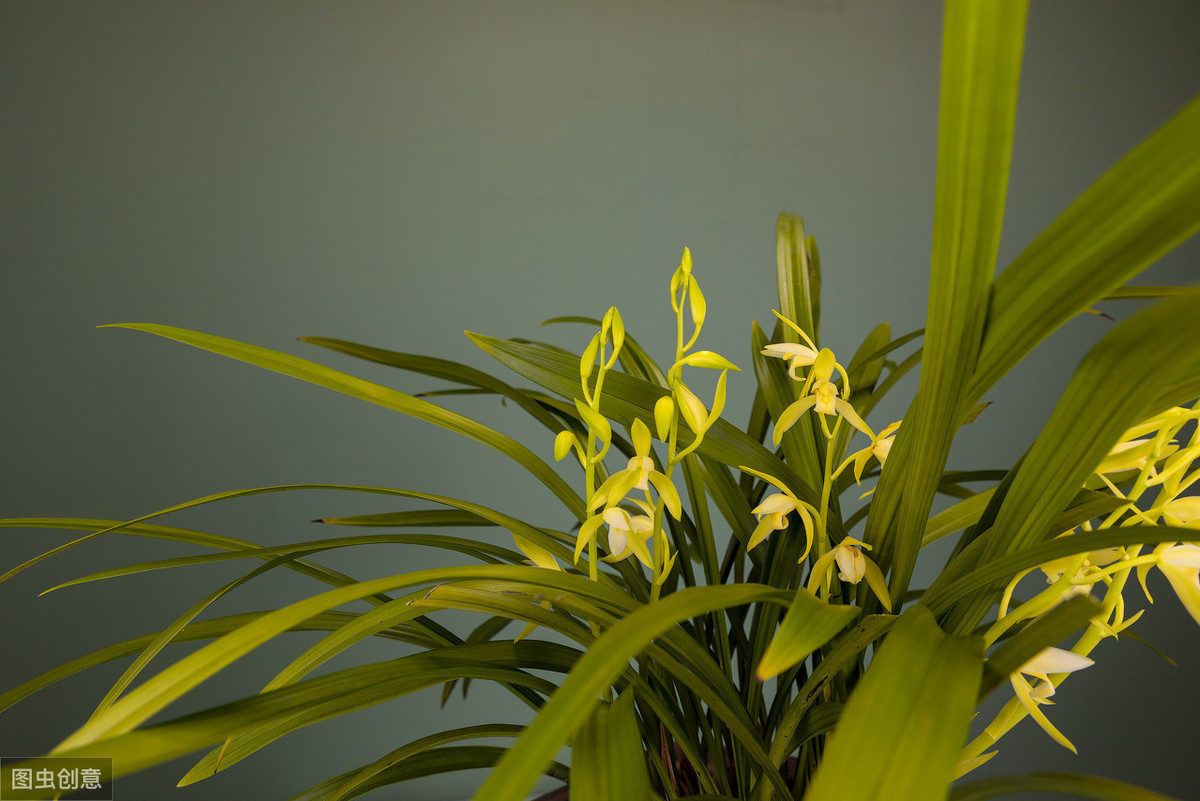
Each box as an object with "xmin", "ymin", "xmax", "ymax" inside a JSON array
[
  {"xmin": 105, "ymin": 324, "xmax": 586, "ymax": 518},
  {"xmin": 867, "ymin": 0, "xmax": 1028, "ymax": 605},
  {"xmin": 940, "ymin": 291, "xmax": 1200, "ymax": 633},
  {"xmin": 52, "ymin": 565, "xmax": 632, "ymax": 752},
  {"xmin": 803, "ymin": 607, "xmax": 983, "ymax": 801},
  {"xmin": 949, "ymin": 772, "xmax": 1181, "ymax": 801},
  {"xmin": 474, "ymin": 585, "xmax": 795, "ymax": 801},
  {"xmin": 298, "ymin": 336, "xmax": 564, "ymax": 432}
]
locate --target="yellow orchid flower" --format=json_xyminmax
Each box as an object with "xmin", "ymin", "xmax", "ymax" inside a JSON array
[
  {"xmin": 739, "ymin": 465, "xmax": 820, "ymax": 559},
  {"xmin": 601, "ymin": 506, "xmax": 655, "ymax": 568},
  {"xmin": 805, "ymin": 536, "xmax": 892, "ymax": 612},
  {"xmin": 773, "ymin": 382, "xmax": 872, "ymax": 445},
  {"xmin": 587, "ymin": 418, "xmax": 682, "ymax": 519},
  {"xmin": 1155, "ymin": 543, "xmax": 1200, "ymax": 626},
  {"xmin": 842, "ymin": 420, "xmax": 901, "ymax": 484},
  {"xmin": 1010, "ymin": 647, "xmax": 1094, "ymax": 753},
  {"xmin": 749, "ymin": 492, "xmax": 815, "ymax": 554}
]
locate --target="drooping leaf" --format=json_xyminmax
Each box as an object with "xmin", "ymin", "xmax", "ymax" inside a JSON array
[
  {"xmin": 288, "ymin": 724, "xmax": 532, "ymax": 801},
  {"xmin": 968, "ymin": 94, "xmax": 1200, "ymax": 404},
  {"xmin": 104, "ymin": 324, "xmax": 586, "ymax": 519},
  {"xmin": 939, "ymin": 290, "xmax": 1200, "ymax": 634},
  {"xmin": 755, "ymin": 588, "xmax": 859, "ymax": 681},
  {"xmin": 474, "ymin": 585, "xmax": 795, "ymax": 801},
  {"xmin": 298, "ymin": 336, "xmax": 564, "ymax": 432},
  {"xmin": 949, "ymin": 772, "xmax": 1181, "ymax": 801}
]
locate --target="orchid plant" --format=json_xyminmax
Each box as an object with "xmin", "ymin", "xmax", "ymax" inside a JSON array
[{"xmin": 4, "ymin": 2, "xmax": 1200, "ymax": 800}]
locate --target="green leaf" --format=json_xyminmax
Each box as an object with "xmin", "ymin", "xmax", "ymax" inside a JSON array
[
  {"xmin": 969, "ymin": 93, "xmax": 1200, "ymax": 404},
  {"xmin": 1100, "ymin": 285, "xmax": 1195, "ymax": 301},
  {"xmin": 104, "ymin": 324, "xmax": 586, "ymax": 519},
  {"xmin": 949, "ymin": 772, "xmax": 1181, "ymax": 801},
  {"xmin": 474, "ymin": 585, "xmax": 795, "ymax": 801},
  {"xmin": 290, "ymin": 746, "xmax": 566, "ymax": 801},
  {"xmin": 866, "ymin": 0, "xmax": 1029, "ymax": 606},
  {"xmin": 298, "ymin": 336, "xmax": 564, "ymax": 432},
  {"xmin": 288, "ymin": 725, "xmax": 532, "ymax": 801},
  {"xmin": 88, "ymin": 557, "xmax": 298, "ymax": 721},
  {"xmin": 40, "ymin": 643, "xmax": 563, "ymax": 781},
  {"xmin": 44, "ymin": 532, "xmax": 530, "ymax": 592},
  {"xmin": 939, "ymin": 290, "xmax": 1200, "ymax": 634},
  {"xmin": 0, "ymin": 612, "xmax": 396, "ymax": 715},
  {"xmin": 50, "ymin": 564, "xmax": 624, "ymax": 753},
  {"xmin": 0, "ymin": 517, "xmax": 391, "ymax": 605},
  {"xmin": 570, "ymin": 689, "xmax": 653, "ymax": 801},
  {"xmin": 923, "ymin": 487, "xmax": 1125, "ymax": 549},
  {"xmin": 776, "ymin": 211, "xmax": 820, "ymax": 345},
  {"xmin": 846, "ymin": 321, "xmax": 891, "ymax": 399},
  {"xmin": 804, "ymin": 607, "xmax": 983, "ymax": 801},
  {"xmin": 755, "ymin": 588, "xmax": 859, "ymax": 681},
  {"xmin": 316, "ymin": 509, "xmax": 495, "ymax": 526},
  {"xmin": 179, "ymin": 641, "xmax": 580, "ymax": 783},
  {"xmin": 923, "ymin": 490, "xmax": 995, "ymax": 546}
]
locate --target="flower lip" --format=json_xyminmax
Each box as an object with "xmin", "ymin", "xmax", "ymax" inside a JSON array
[{"xmin": 834, "ymin": 544, "xmax": 866, "ymax": 583}]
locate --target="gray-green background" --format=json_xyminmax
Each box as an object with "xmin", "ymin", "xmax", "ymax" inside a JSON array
[{"xmin": 3, "ymin": 2, "xmax": 1198, "ymax": 799}]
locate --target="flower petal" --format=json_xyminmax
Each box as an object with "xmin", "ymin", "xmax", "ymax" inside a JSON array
[
  {"xmin": 1019, "ymin": 647, "xmax": 1094, "ymax": 676},
  {"xmin": 773, "ymin": 396, "xmax": 817, "ymax": 446},
  {"xmin": 752, "ymin": 493, "xmax": 797, "ymax": 517},
  {"xmin": 647, "ymin": 471, "xmax": 683, "ymax": 519}
]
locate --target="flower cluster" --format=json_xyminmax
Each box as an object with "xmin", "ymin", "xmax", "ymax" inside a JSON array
[
  {"xmin": 966, "ymin": 403, "xmax": 1200, "ymax": 760},
  {"xmin": 549, "ymin": 250, "xmax": 737, "ymax": 595},
  {"xmin": 748, "ymin": 312, "xmax": 898, "ymax": 609}
]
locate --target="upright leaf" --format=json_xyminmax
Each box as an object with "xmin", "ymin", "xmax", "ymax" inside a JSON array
[
  {"xmin": 569, "ymin": 689, "xmax": 653, "ymax": 801},
  {"xmin": 867, "ymin": 0, "xmax": 1028, "ymax": 605},
  {"xmin": 776, "ymin": 212, "xmax": 819, "ymax": 345},
  {"xmin": 804, "ymin": 607, "xmax": 983, "ymax": 801}
]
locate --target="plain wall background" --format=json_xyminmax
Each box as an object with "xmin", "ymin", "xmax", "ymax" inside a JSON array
[{"xmin": 2, "ymin": 2, "xmax": 1198, "ymax": 799}]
